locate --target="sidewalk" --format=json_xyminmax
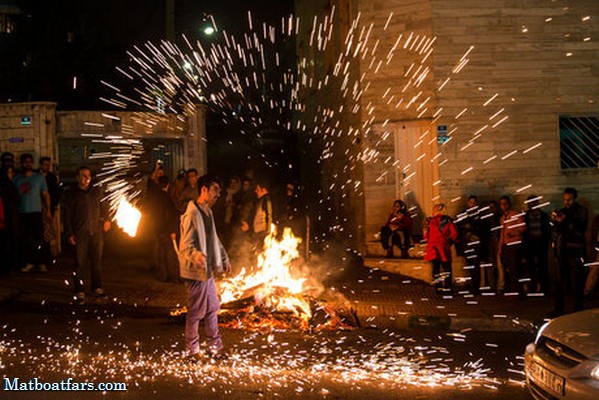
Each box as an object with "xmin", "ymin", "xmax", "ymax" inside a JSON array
[
  {"xmin": 328, "ymin": 265, "xmax": 584, "ymax": 332},
  {"xmin": 0, "ymin": 257, "xmax": 187, "ymax": 317},
  {"xmin": 1, "ymin": 254, "xmax": 596, "ymax": 333}
]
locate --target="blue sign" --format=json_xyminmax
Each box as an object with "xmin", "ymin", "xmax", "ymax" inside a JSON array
[
  {"xmin": 437, "ymin": 125, "xmax": 449, "ymax": 144},
  {"xmin": 8, "ymin": 137, "xmax": 24, "ymax": 143}
]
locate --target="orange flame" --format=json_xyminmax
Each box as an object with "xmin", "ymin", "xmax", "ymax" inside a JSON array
[
  {"xmin": 114, "ymin": 197, "xmax": 141, "ymax": 237},
  {"xmin": 219, "ymin": 225, "xmax": 310, "ymax": 318}
]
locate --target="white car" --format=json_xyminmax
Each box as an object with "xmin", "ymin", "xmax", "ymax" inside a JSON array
[{"xmin": 525, "ymin": 308, "xmax": 599, "ymax": 399}]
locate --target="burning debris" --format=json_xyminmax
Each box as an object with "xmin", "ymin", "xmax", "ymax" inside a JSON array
[{"xmin": 171, "ymin": 225, "xmax": 358, "ymax": 331}]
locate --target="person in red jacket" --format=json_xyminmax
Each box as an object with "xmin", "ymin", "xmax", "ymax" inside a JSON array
[
  {"xmin": 379, "ymin": 200, "xmax": 412, "ymax": 258},
  {"xmin": 424, "ymin": 203, "xmax": 458, "ymax": 293}
]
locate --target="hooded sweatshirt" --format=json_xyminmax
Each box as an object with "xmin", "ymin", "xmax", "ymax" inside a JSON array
[{"xmin": 179, "ymin": 200, "xmax": 229, "ymax": 281}]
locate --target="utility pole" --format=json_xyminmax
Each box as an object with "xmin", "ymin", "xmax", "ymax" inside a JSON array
[{"xmin": 166, "ymin": 0, "xmax": 175, "ymax": 41}]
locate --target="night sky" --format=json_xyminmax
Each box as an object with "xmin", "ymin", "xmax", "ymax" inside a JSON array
[
  {"xmin": 1, "ymin": 0, "xmax": 294, "ymax": 108},
  {"xmin": 0, "ymin": 0, "xmax": 298, "ymax": 187}
]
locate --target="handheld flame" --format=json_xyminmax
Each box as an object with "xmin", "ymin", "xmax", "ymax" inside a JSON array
[{"xmin": 114, "ymin": 197, "xmax": 142, "ymax": 237}]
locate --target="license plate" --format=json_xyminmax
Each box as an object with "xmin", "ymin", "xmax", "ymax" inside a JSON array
[{"xmin": 528, "ymin": 361, "xmax": 565, "ymax": 396}]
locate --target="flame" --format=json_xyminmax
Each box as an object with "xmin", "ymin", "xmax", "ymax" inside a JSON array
[
  {"xmin": 114, "ymin": 197, "xmax": 142, "ymax": 237},
  {"xmin": 219, "ymin": 225, "xmax": 310, "ymax": 320}
]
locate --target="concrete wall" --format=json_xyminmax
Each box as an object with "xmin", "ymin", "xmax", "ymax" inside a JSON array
[
  {"xmin": 0, "ymin": 103, "xmax": 208, "ymax": 175},
  {"xmin": 356, "ymin": 0, "xmax": 439, "ymax": 244},
  {"xmin": 56, "ymin": 107, "xmax": 207, "ymax": 176},
  {"xmin": 351, "ymin": 0, "xmax": 598, "ymax": 254},
  {"xmin": 0, "ymin": 102, "xmax": 58, "ymax": 162},
  {"xmin": 429, "ymin": 0, "xmax": 599, "ymax": 216}
]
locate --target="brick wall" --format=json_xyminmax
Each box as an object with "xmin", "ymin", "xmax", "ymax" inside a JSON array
[
  {"xmin": 0, "ymin": 102, "xmax": 58, "ymax": 162},
  {"xmin": 429, "ymin": 0, "xmax": 599, "ymax": 215}
]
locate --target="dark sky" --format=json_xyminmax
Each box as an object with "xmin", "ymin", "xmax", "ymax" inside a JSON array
[
  {"xmin": 1, "ymin": 0, "xmax": 300, "ymax": 192},
  {"xmin": 0, "ymin": 0, "xmax": 294, "ymax": 108}
]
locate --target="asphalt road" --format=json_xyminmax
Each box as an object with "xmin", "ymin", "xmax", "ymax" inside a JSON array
[{"xmin": 0, "ymin": 306, "xmax": 534, "ymax": 399}]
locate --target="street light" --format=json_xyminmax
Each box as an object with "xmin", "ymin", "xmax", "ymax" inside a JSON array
[{"xmin": 203, "ymin": 26, "xmax": 215, "ymax": 36}]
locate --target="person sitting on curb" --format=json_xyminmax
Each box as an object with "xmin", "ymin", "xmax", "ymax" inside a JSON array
[{"xmin": 379, "ymin": 200, "xmax": 412, "ymax": 258}]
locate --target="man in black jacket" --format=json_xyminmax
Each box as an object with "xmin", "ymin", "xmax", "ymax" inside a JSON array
[
  {"xmin": 155, "ymin": 176, "xmax": 180, "ymax": 282},
  {"xmin": 524, "ymin": 195, "xmax": 551, "ymax": 295},
  {"xmin": 550, "ymin": 187, "xmax": 588, "ymax": 316},
  {"xmin": 64, "ymin": 166, "xmax": 111, "ymax": 304},
  {"xmin": 39, "ymin": 157, "xmax": 61, "ymax": 216},
  {"xmin": 0, "ymin": 166, "xmax": 20, "ymax": 273},
  {"xmin": 39, "ymin": 156, "xmax": 61, "ymax": 268}
]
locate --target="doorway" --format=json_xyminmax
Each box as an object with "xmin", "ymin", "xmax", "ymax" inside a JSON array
[{"xmin": 393, "ymin": 120, "xmax": 440, "ymax": 235}]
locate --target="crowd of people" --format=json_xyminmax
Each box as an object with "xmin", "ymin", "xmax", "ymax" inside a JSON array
[
  {"xmin": 379, "ymin": 189, "xmax": 598, "ymax": 316},
  {"xmin": 0, "ymin": 152, "xmax": 60, "ymax": 275},
  {"xmin": 2, "ymin": 148, "xmax": 598, "ymax": 359},
  {"xmin": 142, "ymin": 162, "xmax": 307, "ymax": 284},
  {"xmin": 0, "ymin": 151, "xmax": 112, "ymax": 304},
  {"xmin": 141, "ymin": 165, "xmax": 306, "ymax": 359},
  {"xmin": 0, "ymin": 154, "xmax": 307, "ymax": 304}
]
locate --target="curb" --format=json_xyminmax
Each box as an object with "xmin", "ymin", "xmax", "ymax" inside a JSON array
[{"xmin": 355, "ymin": 312, "xmax": 536, "ymax": 333}]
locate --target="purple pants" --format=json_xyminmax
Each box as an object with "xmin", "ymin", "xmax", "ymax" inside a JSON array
[{"xmin": 184, "ymin": 277, "xmax": 223, "ymax": 355}]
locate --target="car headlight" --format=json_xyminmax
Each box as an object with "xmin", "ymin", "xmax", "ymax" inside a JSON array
[
  {"xmin": 535, "ymin": 321, "xmax": 550, "ymax": 344},
  {"xmin": 591, "ymin": 365, "xmax": 599, "ymax": 380}
]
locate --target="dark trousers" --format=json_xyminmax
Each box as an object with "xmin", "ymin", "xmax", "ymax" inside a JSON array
[
  {"xmin": 3, "ymin": 224, "xmax": 20, "ymax": 273},
  {"xmin": 433, "ymin": 260, "xmax": 452, "ymax": 292},
  {"xmin": 157, "ymin": 233, "xmax": 179, "ymax": 282},
  {"xmin": 553, "ymin": 248, "xmax": 586, "ymax": 314},
  {"xmin": 41, "ymin": 208, "xmax": 56, "ymax": 266},
  {"xmin": 525, "ymin": 239, "xmax": 549, "ymax": 294},
  {"xmin": 380, "ymin": 226, "xmax": 410, "ymax": 251},
  {"xmin": 0, "ymin": 231, "xmax": 9, "ymax": 274},
  {"xmin": 73, "ymin": 231, "xmax": 104, "ymax": 293},
  {"xmin": 20, "ymin": 212, "xmax": 44, "ymax": 266},
  {"xmin": 464, "ymin": 241, "xmax": 481, "ymax": 292},
  {"xmin": 500, "ymin": 244, "xmax": 525, "ymax": 293}
]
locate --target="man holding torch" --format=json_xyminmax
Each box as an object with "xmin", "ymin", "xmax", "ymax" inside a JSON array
[{"xmin": 179, "ymin": 174, "xmax": 231, "ymax": 360}]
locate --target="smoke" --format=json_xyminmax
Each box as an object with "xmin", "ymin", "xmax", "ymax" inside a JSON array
[{"xmin": 222, "ymin": 225, "xmax": 356, "ymax": 307}]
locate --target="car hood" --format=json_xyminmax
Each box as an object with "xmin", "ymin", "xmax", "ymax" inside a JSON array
[{"xmin": 543, "ymin": 308, "xmax": 599, "ymax": 359}]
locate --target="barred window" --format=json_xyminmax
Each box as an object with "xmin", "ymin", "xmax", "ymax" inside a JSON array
[{"xmin": 559, "ymin": 116, "xmax": 599, "ymax": 169}]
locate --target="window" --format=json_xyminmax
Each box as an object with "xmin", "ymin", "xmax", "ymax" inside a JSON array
[{"xmin": 559, "ymin": 116, "xmax": 599, "ymax": 169}]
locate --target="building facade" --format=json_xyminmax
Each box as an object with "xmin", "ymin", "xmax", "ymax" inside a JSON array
[
  {"xmin": 296, "ymin": 0, "xmax": 598, "ymax": 254},
  {"xmin": 0, "ymin": 101, "xmax": 208, "ymax": 250},
  {"xmin": 0, "ymin": 102, "xmax": 207, "ymax": 179}
]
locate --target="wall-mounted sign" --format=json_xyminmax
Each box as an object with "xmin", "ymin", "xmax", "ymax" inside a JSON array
[
  {"xmin": 437, "ymin": 125, "xmax": 449, "ymax": 144},
  {"xmin": 21, "ymin": 116, "xmax": 32, "ymax": 125},
  {"xmin": 8, "ymin": 137, "xmax": 25, "ymax": 143}
]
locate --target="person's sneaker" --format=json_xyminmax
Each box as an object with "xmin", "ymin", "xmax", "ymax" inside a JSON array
[
  {"xmin": 21, "ymin": 264, "xmax": 35, "ymax": 273},
  {"xmin": 185, "ymin": 350, "xmax": 204, "ymax": 363},
  {"xmin": 75, "ymin": 292, "xmax": 85, "ymax": 305},
  {"xmin": 38, "ymin": 264, "xmax": 48, "ymax": 273},
  {"xmin": 93, "ymin": 288, "xmax": 107, "ymax": 298}
]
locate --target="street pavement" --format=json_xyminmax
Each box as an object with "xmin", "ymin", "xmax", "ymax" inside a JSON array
[
  {"xmin": 1, "ymin": 309, "xmax": 533, "ymax": 399},
  {"xmin": 1, "ymin": 243, "xmax": 598, "ymax": 399},
  {"xmin": 1, "ymin": 247, "xmax": 596, "ymax": 333}
]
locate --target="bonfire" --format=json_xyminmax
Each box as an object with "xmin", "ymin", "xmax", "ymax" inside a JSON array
[{"xmin": 171, "ymin": 225, "xmax": 357, "ymax": 331}]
